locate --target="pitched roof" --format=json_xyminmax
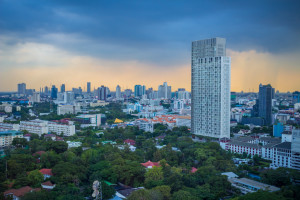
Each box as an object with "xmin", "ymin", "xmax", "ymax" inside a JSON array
[
  {"xmin": 41, "ymin": 181, "xmax": 55, "ymax": 186},
  {"xmin": 33, "ymin": 151, "xmax": 46, "ymax": 156},
  {"xmin": 274, "ymin": 142, "xmax": 291, "ymax": 150},
  {"xmin": 191, "ymin": 167, "xmax": 198, "ymax": 173},
  {"xmin": 39, "ymin": 169, "xmax": 53, "ymax": 176},
  {"xmin": 141, "ymin": 160, "xmax": 160, "ymax": 168},
  {"xmin": 4, "ymin": 186, "xmax": 33, "ymax": 197}
]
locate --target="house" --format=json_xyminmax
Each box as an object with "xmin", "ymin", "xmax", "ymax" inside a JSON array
[
  {"xmin": 140, "ymin": 160, "xmax": 160, "ymax": 169},
  {"xmin": 4, "ymin": 186, "xmax": 37, "ymax": 200},
  {"xmin": 39, "ymin": 169, "xmax": 53, "ymax": 180},
  {"xmin": 44, "ymin": 134, "xmax": 56, "ymax": 141},
  {"xmin": 124, "ymin": 139, "xmax": 135, "ymax": 146},
  {"xmin": 41, "ymin": 181, "xmax": 56, "ymax": 190},
  {"xmin": 23, "ymin": 134, "xmax": 31, "ymax": 141},
  {"xmin": 191, "ymin": 167, "xmax": 198, "ymax": 173}
]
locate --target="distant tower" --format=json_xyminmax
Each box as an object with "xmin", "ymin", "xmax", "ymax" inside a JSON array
[
  {"xmin": 116, "ymin": 85, "xmax": 121, "ymax": 99},
  {"xmin": 258, "ymin": 84, "xmax": 274, "ymax": 125},
  {"xmin": 17, "ymin": 83, "xmax": 26, "ymax": 95},
  {"xmin": 87, "ymin": 82, "xmax": 91, "ymax": 93},
  {"xmin": 191, "ymin": 37, "xmax": 231, "ymax": 138},
  {"xmin": 51, "ymin": 85, "xmax": 58, "ymax": 99},
  {"xmin": 61, "ymin": 84, "xmax": 65, "ymax": 93}
]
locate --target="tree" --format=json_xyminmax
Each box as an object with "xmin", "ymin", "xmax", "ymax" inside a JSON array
[
  {"xmin": 151, "ymin": 185, "xmax": 171, "ymax": 200},
  {"xmin": 145, "ymin": 167, "xmax": 164, "ymax": 188},
  {"xmin": 47, "ymin": 141, "xmax": 68, "ymax": 154},
  {"xmin": 238, "ymin": 190, "xmax": 285, "ymax": 200},
  {"xmin": 128, "ymin": 189, "xmax": 151, "ymax": 200},
  {"xmin": 172, "ymin": 190, "xmax": 194, "ymax": 200},
  {"xmin": 28, "ymin": 170, "xmax": 44, "ymax": 186},
  {"xmin": 12, "ymin": 138, "xmax": 28, "ymax": 148}
]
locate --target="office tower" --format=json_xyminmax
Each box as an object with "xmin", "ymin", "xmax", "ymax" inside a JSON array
[
  {"xmin": 191, "ymin": 37, "xmax": 231, "ymax": 138},
  {"xmin": 87, "ymin": 82, "xmax": 91, "ymax": 93},
  {"xmin": 44, "ymin": 86, "xmax": 49, "ymax": 95},
  {"xmin": 258, "ymin": 84, "xmax": 273, "ymax": 125},
  {"xmin": 51, "ymin": 85, "xmax": 58, "ymax": 99},
  {"xmin": 61, "ymin": 84, "xmax": 65, "ymax": 93},
  {"xmin": 98, "ymin": 85, "xmax": 107, "ymax": 101},
  {"xmin": 116, "ymin": 85, "xmax": 121, "ymax": 99},
  {"xmin": 134, "ymin": 85, "xmax": 142, "ymax": 97},
  {"xmin": 142, "ymin": 85, "xmax": 146, "ymax": 96},
  {"xmin": 158, "ymin": 82, "xmax": 171, "ymax": 99},
  {"xmin": 17, "ymin": 83, "xmax": 26, "ymax": 95}
]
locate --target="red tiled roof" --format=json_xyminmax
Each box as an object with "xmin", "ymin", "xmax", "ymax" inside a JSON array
[
  {"xmin": 124, "ymin": 139, "xmax": 135, "ymax": 146},
  {"xmin": 4, "ymin": 186, "xmax": 33, "ymax": 197},
  {"xmin": 39, "ymin": 169, "xmax": 53, "ymax": 176},
  {"xmin": 33, "ymin": 151, "xmax": 46, "ymax": 156},
  {"xmin": 141, "ymin": 160, "xmax": 160, "ymax": 168},
  {"xmin": 41, "ymin": 181, "xmax": 55, "ymax": 186},
  {"xmin": 191, "ymin": 167, "xmax": 198, "ymax": 173}
]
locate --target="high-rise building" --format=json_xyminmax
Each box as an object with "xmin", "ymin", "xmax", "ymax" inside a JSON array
[
  {"xmin": 116, "ymin": 85, "xmax": 121, "ymax": 99},
  {"xmin": 61, "ymin": 84, "xmax": 65, "ymax": 93},
  {"xmin": 51, "ymin": 85, "xmax": 58, "ymax": 99},
  {"xmin": 292, "ymin": 91, "xmax": 300, "ymax": 104},
  {"xmin": 44, "ymin": 86, "xmax": 49, "ymax": 95},
  {"xmin": 31, "ymin": 92, "xmax": 40, "ymax": 103},
  {"xmin": 158, "ymin": 82, "xmax": 171, "ymax": 99},
  {"xmin": 17, "ymin": 83, "xmax": 26, "ymax": 95},
  {"xmin": 258, "ymin": 84, "xmax": 273, "ymax": 125},
  {"xmin": 87, "ymin": 82, "xmax": 91, "ymax": 93},
  {"xmin": 98, "ymin": 85, "xmax": 107, "ymax": 101},
  {"xmin": 191, "ymin": 37, "xmax": 231, "ymax": 139},
  {"xmin": 134, "ymin": 85, "xmax": 142, "ymax": 97},
  {"xmin": 124, "ymin": 89, "xmax": 132, "ymax": 98}
]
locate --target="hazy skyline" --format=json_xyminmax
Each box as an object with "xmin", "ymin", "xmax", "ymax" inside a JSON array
[{"xmin": 1, "ymin": 0, "xmax": 300, "ymax": 92}]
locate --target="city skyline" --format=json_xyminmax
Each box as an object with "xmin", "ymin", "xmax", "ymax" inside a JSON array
[{"xmin": 1, "ymin": 1, "xmax": 300, "ymax": 92}]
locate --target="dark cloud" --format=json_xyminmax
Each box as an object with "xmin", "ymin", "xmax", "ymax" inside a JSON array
[{"xmin": 0, "ymin": 0, "xmax": 299, "ymax": 66}]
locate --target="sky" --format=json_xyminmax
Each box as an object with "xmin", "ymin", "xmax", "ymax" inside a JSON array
[{"xmin": 0, "ymin": 0, "xmax": 300, "ymax": 92}]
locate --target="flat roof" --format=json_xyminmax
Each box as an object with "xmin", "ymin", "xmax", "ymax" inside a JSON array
[{"xmin": 230, "ymin": 178, "xmax": 280, "ymax": 192}]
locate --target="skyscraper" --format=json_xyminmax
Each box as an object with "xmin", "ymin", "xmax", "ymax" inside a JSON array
[
  {"xmin": 116, "ymin": 85, "xmax": 121, "ymax": 99},
  {"xmin": 17, "ymin": 83, "xmax": 26, "ymax": 95},
  {"xmin": 98, "ymin": 85, "xmax": 107, "ymax": 101},
  {"xmin": 51, "ymin": 85, "xmax": 58, "ymax": 99},
  {"xmin": 158, "ymin": 82, "xmax": 171, "ymax": 99},
  {"xmin": 87, "ymin": 82, "xmax": 91, "ymax": 93},
  {"xmin": 61, "ymin": 84, "xmax": 65, "ymax": 93},
  {"xmin": 134, "ymin": 85, "xmax": 142, "ymax": 97},
  {"xmin": 258, "ymin": 84, "xmax": 273, "ymax": 125},
  {"xmin": 191, "ymin": 37, "xmax": 231, "ymax": 138}
]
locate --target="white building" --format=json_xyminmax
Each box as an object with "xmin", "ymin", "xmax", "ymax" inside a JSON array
[
  {"xmin": 272, "ymin": 142, "xmax": 291, "ymax": 168},
  {"xmin": 76, "ymin": 114, "xmax": 102, "ymax": 127},
  {"xmin": 191, "ymin": 37, "xmax": 231, "ymax": 138},
  {"xmin": 0, "ymin": 104, "xmax": 12, "ymax": 113},
  {"xmin": 0, "ymin": 131, "xmax": 23, "ymax": 148},
  {"xmin": 116, "ymin": 85, "xmax": 121, "ymax": 99},
  {"xmin": 291, "ymin": 129, "xmax": 300, "ymax": 170},
  {"xmin": 57, "ymin": 104, "xmax": 81, "ymax": 115},
  {"xmin": 20, "ymin": 120, "xmax": 48, "ymax": 135},
  {"xmin": 48, "ymin": 121, "xmax": 75, "ymax": 136},
  {"xmin": 0, "ymin": 123, "xmax": 20, "ymax": 132},
  {"xmin": 30, "ymin": 92, "xmax": 40, "ymax": 103}
]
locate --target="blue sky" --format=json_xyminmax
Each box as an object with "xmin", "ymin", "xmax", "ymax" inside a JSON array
[{"xmin": 0, "ymin": 0, "xmax": 300, "ymax": 91}]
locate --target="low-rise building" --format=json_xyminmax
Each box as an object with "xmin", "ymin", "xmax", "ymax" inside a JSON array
[
  {"xmin": 228, "ymin": 177, "xmax": 280, "ymax": 194},
  {"xmin": 20, "ymin": 120, "xmax": 48, "ymax": 136},
  {"xmin": 272, "ymin": 142, "xmax": 291, "ymax": 168},
  {"xmin": 0, "ymin": 123, "xmax": 20, "ymax": 132},
  {"xmin": 75, "ymin": 114, "xmax": 102, "ymax": 127},
  {"xmin": 57, "ymin": 104, "xmax": 81, "ymax": 115},
  {"xmin": 0, "ymin": 104, "xmax": 12, "ymax": 113},
  {"xmin": 48, "ymin": 121, "xmax": 75, "ymax": 136},
  {"xmin": 0, "ymin": 130, "xmax": 23, "ymax": 148}
]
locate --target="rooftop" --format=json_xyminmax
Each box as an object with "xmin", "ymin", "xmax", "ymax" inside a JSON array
[
  {"xmin": 274, "ymin": 142, "xmax": 291, "ymax": 150},
  {"xmin": 230, "ymin": 177, "xmax": 280, "ymax": 192}
]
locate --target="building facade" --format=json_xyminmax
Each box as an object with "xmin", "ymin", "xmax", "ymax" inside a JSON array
[
  {"xmin": 191, "ymin": 37, "xmax": 231, "ymax": 138},
  {"xmin": 258, "ymin": 84, "xmax": 273, "ymax": 125},
  {"xmin": 0, "ymin": 131, "xmax": 23, "ymax": 148}
]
